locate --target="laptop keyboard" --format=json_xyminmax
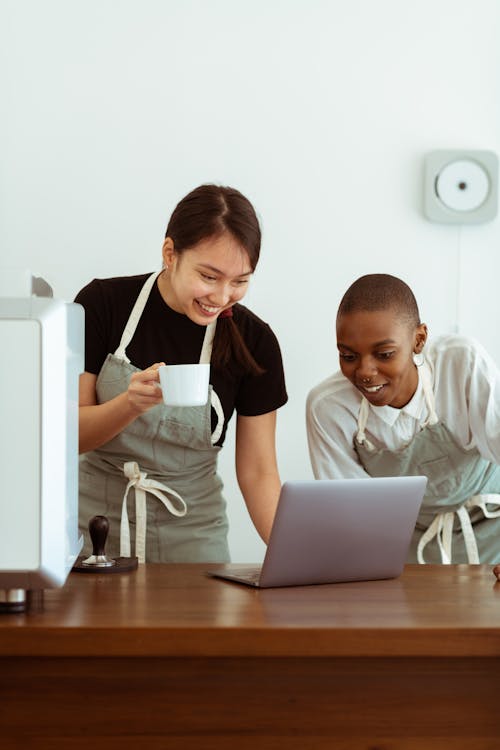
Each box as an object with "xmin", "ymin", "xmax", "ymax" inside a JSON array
[{"xmin": 235, "ymin": 566, "xmax": 262, "ymax": 583}]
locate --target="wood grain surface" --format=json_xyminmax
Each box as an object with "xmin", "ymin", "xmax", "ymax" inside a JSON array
[{"xmin": 1, "ymin": 564, "xmax": 499, "ymax": 749}]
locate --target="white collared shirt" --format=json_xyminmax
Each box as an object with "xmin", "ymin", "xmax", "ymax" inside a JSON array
[{"xmin": 306, "ymin": 334, "xmax": 500, "ymax": 479}]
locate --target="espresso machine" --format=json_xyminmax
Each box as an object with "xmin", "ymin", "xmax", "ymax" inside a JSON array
[{"xmin": 0, "ymin": 270, "xmax": 84, "ymax": 612}]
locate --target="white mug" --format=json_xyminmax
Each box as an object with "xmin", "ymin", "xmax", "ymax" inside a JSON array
[{"xmin": 159, "ymin": 363, "xmax": 210, "ymax": 407}]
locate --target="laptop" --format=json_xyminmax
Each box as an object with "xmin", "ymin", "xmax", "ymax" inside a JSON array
[{"xmin": 208, "ymin": 476, "xmax": 427, "ymax": 588}]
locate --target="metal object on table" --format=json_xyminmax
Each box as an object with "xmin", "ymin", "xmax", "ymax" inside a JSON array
[
  {"xmin": 82, "ymin": 515, "xmax": 116, "ymax": 568},
  {"xmin": 73, "ymin": 515, "xmax": 138, "ymax": 574},
  {"xmin": 0, "ymin": 588, "xmax": 26, "ymax": 614}
]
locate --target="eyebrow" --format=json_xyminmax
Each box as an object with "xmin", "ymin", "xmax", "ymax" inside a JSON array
[
  {"xmin": 198, "ymin": 263, "xmax": 252, "ymax": 278},
  {"xmin": 337, "ymin": 339, "xmax": 398, "ymax": 351}
]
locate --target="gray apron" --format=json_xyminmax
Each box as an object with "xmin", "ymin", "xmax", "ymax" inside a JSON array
[
  {"xmin": 79, "ymin": 271, "xmax": 230, "ymax": 563},
  {"xmin": 354, "ymin": 361, "xmax": 500, "ymax": 563}
]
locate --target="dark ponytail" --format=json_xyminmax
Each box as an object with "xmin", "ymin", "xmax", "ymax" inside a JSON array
[
  {"xmin": 212, "ymin": 313, "xmax": 264, "ymax": 376},
  {"xmin": 165, "ymin": 184, "xmax": 264, "ymax": 376}
]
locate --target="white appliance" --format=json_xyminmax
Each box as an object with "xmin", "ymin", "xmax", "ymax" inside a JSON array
[{"xmin": 0, "ymin": 271, "xmax": 84, "ymax": 612}]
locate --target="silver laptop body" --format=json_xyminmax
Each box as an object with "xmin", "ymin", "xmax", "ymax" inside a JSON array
[{"xmin": 209, "ymin": 476, "xmax": 427, "ymax": 588}]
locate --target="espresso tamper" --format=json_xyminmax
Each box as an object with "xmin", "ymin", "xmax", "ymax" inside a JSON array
[
  {"xmin": 81, "ymin": 515, "xmax": 116, "ymax": 568},
  {"xmin": 72, "ymin": 515, "xmax": 138, "ymax": 574}
]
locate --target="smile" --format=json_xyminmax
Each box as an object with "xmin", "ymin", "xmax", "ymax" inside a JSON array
[
  {"xmin": 359, "ymin": 384, "xmax": 385, "ymax": 393},
  {"xmin": 196, "ymin": 300, "xmax": 220, "ymax": 315}
]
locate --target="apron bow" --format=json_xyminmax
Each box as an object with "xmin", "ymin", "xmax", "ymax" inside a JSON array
[
  {"xmin": 417, "ymin": 494, "xmax": 500, "ymax": 564},
  {"xmin": 120, "ymin": 461, "xmax": 187, "ymax": 563}
]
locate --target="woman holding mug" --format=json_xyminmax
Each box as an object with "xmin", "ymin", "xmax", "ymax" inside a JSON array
[{"xmin": 76, "ymin": 184, "xmax": 287, "ymax": 563}]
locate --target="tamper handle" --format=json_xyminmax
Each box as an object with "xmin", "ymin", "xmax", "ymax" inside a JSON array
[{"xmin": 89, "ymin": 515, "xmax": 109, "ymax": 557}]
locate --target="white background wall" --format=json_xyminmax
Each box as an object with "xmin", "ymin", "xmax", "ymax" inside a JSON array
[{"xmin": 1, "ymin": 0, "xmax": 499, "ymax": 561}]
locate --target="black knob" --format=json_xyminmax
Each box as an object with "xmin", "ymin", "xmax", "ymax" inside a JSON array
[{"xmin": 89, "ymin": 515, "xmax": 109, "ymax": 557}]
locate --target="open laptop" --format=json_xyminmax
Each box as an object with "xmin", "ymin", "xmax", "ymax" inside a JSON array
[{"xmin": 208, "ymin": 476, "xmax": 427, "ymax": 588}]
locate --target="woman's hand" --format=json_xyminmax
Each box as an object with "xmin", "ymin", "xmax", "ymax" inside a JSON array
[
  {"xmin": 493, "ymin": 565, "xmax": 500, "ymax": 581},
  {"xmin": 78, "ymin": 362, "xmax": 165, "ymax": 454},
  {"xmin": 127, "ymin": 363, "xmax": 165, "ymax": 415}
]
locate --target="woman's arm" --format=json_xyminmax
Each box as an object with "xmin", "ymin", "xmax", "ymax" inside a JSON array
[
  {"xmin": 78, "ymin": 363, "xmax": 164, "ymax": 454},
  {"xmin": 306, "ymin": 389, "xmax": 370, "ymax": 480},
  {"xmin": 433, "ymin": 335, "xmax": 500, "ymax": 463},
  {"xmin": 235, "ymin": 411, "xmax": 281, "ymax": 544}
]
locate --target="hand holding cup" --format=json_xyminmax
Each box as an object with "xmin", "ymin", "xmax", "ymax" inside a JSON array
[{"xmin": 127, "ymin": 362, "xmax": 165, "ymax": 414}]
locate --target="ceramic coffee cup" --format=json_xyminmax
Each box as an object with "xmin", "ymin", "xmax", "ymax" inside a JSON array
[{"xmin": 159, "ymin": 363, "xmax": 210, "ymax": 407}]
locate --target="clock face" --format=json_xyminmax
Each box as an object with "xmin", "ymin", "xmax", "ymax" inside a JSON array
[{"xmin": 436, "ymin": 159, "xmax": 490, "ymax": 212}]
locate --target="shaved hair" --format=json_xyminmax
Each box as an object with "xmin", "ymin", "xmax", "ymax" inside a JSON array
[{"xmin": 337, "ymin": 274, "xmax": 421, "ymax": 329}]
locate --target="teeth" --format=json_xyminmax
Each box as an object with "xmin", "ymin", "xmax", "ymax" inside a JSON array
[
  {"xmin": 364, "ymin": 385, "xmax": 383, "ymax": 393},
  {"xmin": 198, "ymin": 301, "xmax": 219, "ymax": 314}
]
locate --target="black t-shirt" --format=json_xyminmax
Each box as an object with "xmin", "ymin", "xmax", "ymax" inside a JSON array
[{"xmin": 75, "ymin": 273, "xmax": 288, "ymax": 446}]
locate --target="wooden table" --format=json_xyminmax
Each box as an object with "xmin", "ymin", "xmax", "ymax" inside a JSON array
[{"xmin": 1, "ymin": 564, "xmax": 499, "ymax": 749}]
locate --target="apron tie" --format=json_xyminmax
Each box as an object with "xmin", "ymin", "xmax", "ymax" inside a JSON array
[
  {"xmin": 417, "ymin": 494, "xmax": 500, "ymax": 564},
  {"xmin": 120, "ymin": 461, "xmax": 187, "ymax": 563}
]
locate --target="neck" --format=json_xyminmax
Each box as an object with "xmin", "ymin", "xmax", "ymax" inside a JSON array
[
  {"xmin": 390, "ymin": 364, "xmax": 419, "ymax": 408},
  {"xmin": 157, "ymin": 269, "xmax": 182, "ymax": 313}
]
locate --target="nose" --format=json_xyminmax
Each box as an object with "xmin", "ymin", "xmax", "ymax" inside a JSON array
[
  {"xmin": 208, "ymin": 281, "xmax": 232, "ymax": 307},
  {"xmin": 356, "ymin": 358, "xmax": 378, "ymax": 383}
]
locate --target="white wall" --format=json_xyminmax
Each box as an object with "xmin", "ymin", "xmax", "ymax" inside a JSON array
[{"xmin": 1, "ymin": 0, "xmax": 499, "ymax": 562}]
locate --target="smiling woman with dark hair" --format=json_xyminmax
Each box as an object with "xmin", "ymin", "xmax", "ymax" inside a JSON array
[
  {"xmin": 76, "ymin": 184, "xmax": 287, "ymax": 563},
  {"xmin": 307, "ymin": 273, "xmax": 500, "ymax": 566}
]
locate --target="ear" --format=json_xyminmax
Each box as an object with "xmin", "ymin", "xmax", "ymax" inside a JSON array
[
  {"xmin": 162, "ymin": 237, "xmax": 177, "ymax": 269},
  {"xmin": 413, "ymin": 323, "xmax": 428, "ymax": 353}
]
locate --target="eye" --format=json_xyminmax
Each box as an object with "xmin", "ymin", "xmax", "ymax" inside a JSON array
[
  {"xmin": 233, "ymin": 279, "xmax": 249, "ymax": 287},
  {"xmin": 201, "ymin": 273, "xmax": 217, "ymax": 282},
  {"xmin": 376, "ymin": 351, "xmax": 396, "ymax": 360},
  {"xmin": 339, "ymin": 352, "xmax": 356, "ymax": 362}
]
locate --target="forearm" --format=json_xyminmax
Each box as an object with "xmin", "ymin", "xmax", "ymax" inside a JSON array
[
  {"xmin": 237, "ymin": 470, "xmax": 281, "ymax": 544},
  {"xmin": 79, "ymin": 393, "xmax": 142, "ymax": 454},
  {"xmin": 235, "ymin": 411, "xmax": 281, "ymax": 544}
]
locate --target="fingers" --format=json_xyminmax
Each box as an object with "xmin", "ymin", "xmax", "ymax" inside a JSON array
[
  {"xmin": 127, "ymin": 363, "xmax": 166, "ymax": 413},
  {"xmin": 131, "ymin": 363, "xmax": 165, "ymax": 385},
  {"xmin": 137, "ymin": 362, "xmax": 165, "ymax": 381},
  {"xmin": 149, "ymin": 362, "xmax": 166, "ymax": 374}
]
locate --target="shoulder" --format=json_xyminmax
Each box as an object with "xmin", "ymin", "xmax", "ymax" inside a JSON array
[
  {"xmin": 232, "ymin": 303, "xmax": 275, "ymax": 334},
  {"xmin": 75, "ymin": 273, "xmax": 151, "ymax": 307},
  {"xmin": 427, "ymin": 333, "xmax": 494, "ymax": 369},
  {"xmin": 426, "ymin": 334, "xmax": 500, "ymax": 399},
  {"xmin": 232, "ymin": 303, "xmax": 282, "ymax": 352},
  {"xmin": 307, "ymin": 371, "xmax": 360, "ymax": 419},
  {"xmin": 230, "ymin": 304, "xmax": 287, "ymax": 415}
]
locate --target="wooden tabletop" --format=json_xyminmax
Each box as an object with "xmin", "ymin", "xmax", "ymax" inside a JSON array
[{"xmin": 1, "ymin": 564, "xmax": 499, "ymax": 658}]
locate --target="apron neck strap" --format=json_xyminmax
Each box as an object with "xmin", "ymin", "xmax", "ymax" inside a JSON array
[
  {"xmin": 420, "ymin": 361, "xmax": 439, "ymax": 426},
  {"xmin": 199, "ymin": 321, "xmax": 216, "ymax": 364},
  {"xmin": 115, "ymin": 271, "xmax": 162, "ymax": 362},
  {"xmin": 356, "ymin": 396, "xmax": 371, "ymax": 446}
]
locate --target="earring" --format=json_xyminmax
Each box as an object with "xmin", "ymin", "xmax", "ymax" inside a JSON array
[{"xmin": 413, "ymin": 351, "xmax": 425, "ymax": 367}]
